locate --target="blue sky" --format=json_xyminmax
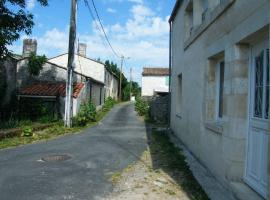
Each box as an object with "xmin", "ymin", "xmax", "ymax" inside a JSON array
[{"xmin": 9, "ymin": 0, "xmax": 175, "ymax": 84}]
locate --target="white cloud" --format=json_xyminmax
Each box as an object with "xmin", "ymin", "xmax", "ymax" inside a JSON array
[
  {"xmin": 128, "ymin": 0, "xmax": 143, "ymax": 4},
  {"xmin": 107, "ymin": 8, "xmax": 116, "ymax": 13},
  {"xmin": 26, "ymin": 0, "xmax": 35, "ymax": 10},
  {"xmin": 9, "ymin": 3, "xmax": 169, "ymax": 84}
]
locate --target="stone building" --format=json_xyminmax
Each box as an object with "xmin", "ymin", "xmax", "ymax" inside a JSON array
[
  {"xmin": 1, "ymin": 39, "xmax": 119, "ymax": 118},
  {"xmin": 169, "ymin": 0, "xmax": 269, "ymax": 199},
  {"xmin": 141, "ymin": 67, "xmax": 169, "ymax": 97}
]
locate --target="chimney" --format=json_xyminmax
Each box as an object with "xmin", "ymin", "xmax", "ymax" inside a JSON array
[
  {"xmin": 78, "ymin": 43, "xmax": 87, "ymax": 57},
  {"xmin": 22, "ymin": 39, "xmax": 37, "ymax": 57}
]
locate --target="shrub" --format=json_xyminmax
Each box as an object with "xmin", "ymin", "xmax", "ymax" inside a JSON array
[
  {"xmin": 28, "ymin": 53, "xmax": 47, "ymax": 76},
  {"xmin": 21, "ymin": 126, "xmax": 33, "ymax": 137},
  {"xmin": 102, "ymin": 97, "xmax": 116, "ymax": 112},
  {"xmin": 73, "ymin": 100, "xmax": 96, "ymax": 127},
  {"xmin": 135, "ymin": 97, "xmax": 149, "ymax": 116}
]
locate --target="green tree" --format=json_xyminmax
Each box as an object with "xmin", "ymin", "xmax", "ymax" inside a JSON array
[{"xmin": 0, "ymin": 0, "xmax": 48, "ymax": 59}]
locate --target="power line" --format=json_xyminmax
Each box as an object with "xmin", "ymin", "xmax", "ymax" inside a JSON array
[
  {"xmin": 88, "ymin": 0, "xmax": 121, "ymax": 58},
  {"xmin": 83, "ymin": 0, "xmax": 109, "ymax": 52}
]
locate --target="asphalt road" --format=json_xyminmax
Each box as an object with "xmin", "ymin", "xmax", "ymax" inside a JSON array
[{"xmin": 0, "ymin": 102, "xmax": 147, "ymax": 200}]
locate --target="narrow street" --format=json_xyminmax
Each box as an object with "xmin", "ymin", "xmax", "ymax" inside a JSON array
[{"xmin": 0, "ymin": 103, "xmax": 148, "ymax": 200}]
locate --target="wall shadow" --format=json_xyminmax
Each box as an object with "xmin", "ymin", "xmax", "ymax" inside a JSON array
[{"xmin": 144, "ymin": 122, "xmax": 209, "ymax": 200}]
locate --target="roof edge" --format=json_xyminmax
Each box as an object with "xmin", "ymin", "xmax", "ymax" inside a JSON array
[{"xmin": 169, "ymin": 0, "xmax": 183, "ymax": 23}]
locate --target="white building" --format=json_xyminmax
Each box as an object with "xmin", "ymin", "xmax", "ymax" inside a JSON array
[
  {"xmin": 2, "ymin": 40, "xmax": 119, "ymax": 118},
  {"xmin": 169, "ymin": 0, "xmax": 269, "ymax": 199},
  {"xmin": 141, "ymin": 67, "xmax": 169, "ymax": 97}
]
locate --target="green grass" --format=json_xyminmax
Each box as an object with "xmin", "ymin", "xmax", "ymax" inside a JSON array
[
  {"xmin": 0, "ymin": 103, "xmax": 117, "ymax": 150},
  {"xmin": 150, "ymin": 129, "xmax": 209, "ymax": 200}
]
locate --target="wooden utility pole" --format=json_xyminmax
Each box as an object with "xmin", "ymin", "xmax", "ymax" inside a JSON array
[
  {"xmin": 119, "ymin": 56, "xmax": 124, "ymax": 101},
  {"xmin": 129, "ymin": 67, "xmax": 132, "ymax": 101},
  {"xmin": 64, "ymin": 0, "xmax": 77, "ymax": 127}
]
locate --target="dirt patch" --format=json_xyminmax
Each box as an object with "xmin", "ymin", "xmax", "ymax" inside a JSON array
[
  {"xmin": 105, "ymin": 129, "xmax": 209, "ymax": 200},
  {"xmin": 106, "ymin": 150, "xmax": 188, "ymax": 200}
]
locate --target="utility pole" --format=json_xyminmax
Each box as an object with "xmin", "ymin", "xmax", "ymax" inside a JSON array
[
  {"xmin": 129, "ymin": 67, "xmax": 132, "ymax": 101},
  {"xmin": 119, "ymin": 56, "xmax": 124, "ymax": 101},
  {"xmin": 119, "ymin": 56, "xmax": 130, "ymax": 100},
  {"xmin": 64, "ymin": 0, "xmax": 77, "ymax": 127}
]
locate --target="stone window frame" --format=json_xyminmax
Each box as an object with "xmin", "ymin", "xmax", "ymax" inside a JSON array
[{"xmin": 205, "ymin": 52, "xmax": 225, "ymax": 134}]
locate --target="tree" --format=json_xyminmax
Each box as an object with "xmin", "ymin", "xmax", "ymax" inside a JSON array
[{"xmin": 0, "ymin": 0, "xmax": 48, "ymax": 59}]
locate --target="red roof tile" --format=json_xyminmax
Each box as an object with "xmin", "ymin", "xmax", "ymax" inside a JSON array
[
  {"xmin": 19, "ymin": 82, "xmax": 84, "ymax": 98},
  {"xmin": 142, "ymin": 68, "xmax": 169, "ymax": 76}
]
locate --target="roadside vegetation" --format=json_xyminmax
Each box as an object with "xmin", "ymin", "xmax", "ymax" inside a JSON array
[
  {"xmin": 0, "ymin": 97, "xmax": 117, "ymax": 149},
  {"xmin": 110, "ymin": 97, "xmax": 209, "ymax": 199},
  {"xmin": 135, "ymin": 97, "xmax": 149, "ymax": 116}
]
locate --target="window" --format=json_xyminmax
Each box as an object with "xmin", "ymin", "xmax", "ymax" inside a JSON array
[
  {"xmin": 177, "ymin": 74, "xmax": 182, "ymax": 115},
  {"xmin": 216, "ymin": 61, "xmax": 224, "ymax": 119},
  {"xmin": 254, "ymin": 49, "xmax": 269, "ymax": 119}
]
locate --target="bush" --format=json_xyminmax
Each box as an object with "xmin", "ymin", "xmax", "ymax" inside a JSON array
[
  {"xmin": 21, "ymin": 126, "xmax": 33, "ymax": 137},
  {"xmin": 73, "ymin": 100, "xmax": 96, "ymax": 127},
  {"xmin": 102, "ymin": 97, "xmax": 116, "ymax": 112},
  {"xmin": 28, "ymin": 53, "xmax": 47, "ymax": 76},
  {"xmin": 135, "ymin": 97, "xmax": 149, "ymax": 116}
]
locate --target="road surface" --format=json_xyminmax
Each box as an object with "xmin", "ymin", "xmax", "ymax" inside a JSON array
[{"xmin": 0, "ymin": 102, "xmax": 147, "ymax": 200}]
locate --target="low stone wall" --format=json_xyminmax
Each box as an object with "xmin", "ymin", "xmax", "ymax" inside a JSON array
[{"xmin": 149, "ymin": 94, "xmax": 169, "ymax": 124}]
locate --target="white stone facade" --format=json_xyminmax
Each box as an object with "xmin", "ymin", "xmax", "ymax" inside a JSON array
[
  {"xmin": 104, "ymin": 69, "xmax": 119, "ymax": 100},
  {"xmin": 169, "ymin": 0, "xmax": 269, "ymax": 199},
  {"xmin": 141, "ymin": 76, "xmax": 169, "ymax": 96},
  {"xmin": 49, "ymin": 54, "xmax": 105, "ymax": 83}
]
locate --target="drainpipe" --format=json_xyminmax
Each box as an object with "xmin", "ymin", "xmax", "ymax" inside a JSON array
[{"xmin": 168, "ymin": 21, "xmax": 172, "ymax": 127}]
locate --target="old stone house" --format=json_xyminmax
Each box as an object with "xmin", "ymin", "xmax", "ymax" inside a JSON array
[
  {"xmin": 1, "ymin": 39, "xmax": 119, "ymax": 118},
  {"xmin": 169, "ymin": 0, "xmax": 269, "ymax": 199},
  {"xmin": 141, "ymin": 67, "xmax": 169, "ymax": 97}
]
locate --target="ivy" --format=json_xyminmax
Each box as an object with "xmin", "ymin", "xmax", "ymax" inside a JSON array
[{"xmin": 27, "ymin": 53, "xmax": 47, "ymax": 76}]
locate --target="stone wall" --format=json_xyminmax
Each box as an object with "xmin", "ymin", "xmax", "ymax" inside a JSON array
[
  {"xmin": 0, "ymin": 57, "xmax": 17, "ymax": 108},
  {"xmin": 170, "ymin": 0, "xmax": 270, "ymax": 199},
  {"xmin": 150, "ymin": 94, "xmax": 169, "ymax": 124}
]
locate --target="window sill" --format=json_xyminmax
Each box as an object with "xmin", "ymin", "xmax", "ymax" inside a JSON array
[
  {"xmin": 184, "ymin": 0, "xmax": 235, "ymax": 50},
  {"xmin": 205, "ymin": 121, "xmax": 224, "ymax": 135}
]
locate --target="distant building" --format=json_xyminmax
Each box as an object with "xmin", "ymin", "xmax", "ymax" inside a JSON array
[
  {"xmin": 141, "ymin": 67, "xmax": 169, "ymax": 97},
  {"xmin": 1, "ymin": 39, "xmax": 119, "ymax": 118},
  {"xmin": 169, "ymin": 0, "xmax": 269, "ymax": 199}
]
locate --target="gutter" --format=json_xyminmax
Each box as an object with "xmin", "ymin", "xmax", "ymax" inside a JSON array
[{"xmin": 168, "ymin": 21, "xmax": 172, "ymax": 126}]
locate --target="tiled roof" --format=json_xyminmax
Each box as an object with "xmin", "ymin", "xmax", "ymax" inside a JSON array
[
  {"xmin": 19, "ymin": 82, "xmax": 84, "ymax": 98},
  {"xmin": 142, "ymin": 68, "xmax": 169, "ymax": 76}
]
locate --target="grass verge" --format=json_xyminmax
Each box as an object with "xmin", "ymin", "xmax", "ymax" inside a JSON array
[
  {"xmin": 0, "ymin": 103, "xmax": 118, "ymax": 150},
  {"xmin": 149, "ymin": 128, "xmax": 209, "ymax": 200}
]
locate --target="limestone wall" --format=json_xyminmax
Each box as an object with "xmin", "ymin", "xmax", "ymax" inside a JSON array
[{"xmin": 170, "ymin": 0, "xmax": 270, "ymax": 198}]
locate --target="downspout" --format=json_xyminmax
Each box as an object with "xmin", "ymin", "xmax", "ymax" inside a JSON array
[{"xmin": 168, "ymin": 20, "xmax": 172, "ymax": 127}]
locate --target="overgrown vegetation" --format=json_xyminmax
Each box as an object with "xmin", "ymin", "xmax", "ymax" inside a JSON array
[
  {"xmin": 73, "ymin": 100, "xmax": 97, "ymax": 127},
  {"xmin": 150, "ymin": 130, "xmax": 209, "ymax": 200},
  {"xmin": 0, "ymin": 98, "xmax": 56, "ymax": 130},
  {"xmin": 27, "ymin": 53, "xmax": 47, "ymax": 76},
  {"xmin": 0, "ymin": 97, "xmax": 118, "ymax": 149},
  {"xmin": 135, "ymin": 97, "xmax": 149, "ymax": 116}
]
